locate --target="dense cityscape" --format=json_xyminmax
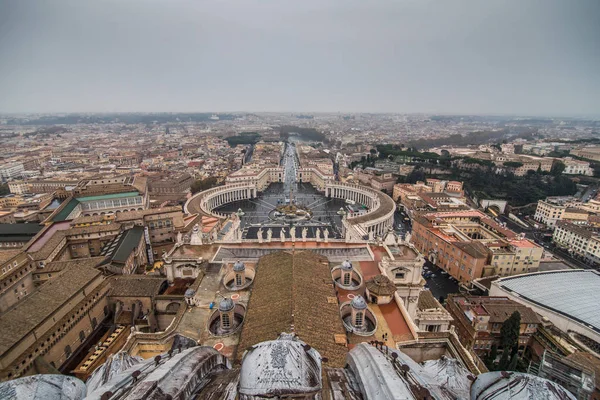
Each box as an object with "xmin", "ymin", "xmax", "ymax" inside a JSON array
[{"xmin": 0, "ymin": 112, "xmax": 598, "ymax": 399}]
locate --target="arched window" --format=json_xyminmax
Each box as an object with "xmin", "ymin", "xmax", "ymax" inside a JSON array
[
  {"xmin": 221, "ymin": 313, "xmax": 231, "ymax": 329},
  {"xmin": 236, "ymin": 273, "xmax": 243, "ymax": 286},
  {"xmin": 91, "ymin": 317, "xmax": 97, "ymax": 329},
  {"xmin": 343, "ymin": 272, "xmax": 351, "ymax": 286},
  {"xmin": 104, "ymin": 305, "xmax": 109, "ymax": 316},
  {"xmin": 79, "ymin": 330, "xmax": 85, "ymax": 343},
  {"xmin": 64, "ymin": 345, "xmax": 72, "ymax": 359},
  {"xmin": 355, "ymin": 312, "xmax": 364, "ymax": 327}
]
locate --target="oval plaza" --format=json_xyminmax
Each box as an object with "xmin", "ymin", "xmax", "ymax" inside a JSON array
[{"xmin": 185, "ymin": 142, "xmax": 396, "ymax": 242}]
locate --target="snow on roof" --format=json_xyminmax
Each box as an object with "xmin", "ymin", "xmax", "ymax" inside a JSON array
[
  {"xmin": 239, "ymin": 333, "xmax": 322, "ymax": 397},
  {"xmin": 422, "ymin": 357, "xmax": 472, "ymax": 399},
  {"xmin": 346, "ymin": 343, "xmax": 414, "ymax": 400},
  {"xmin": 471, "ymin": 372, "xmax": 576, "ymax": 399},
  {"xmin": 0, "ymin": 375, "xmax": 86, "ymax": 400},
  {"xmin": 85, "ymin": 352, "xmax": 143, "ymax": 394}
]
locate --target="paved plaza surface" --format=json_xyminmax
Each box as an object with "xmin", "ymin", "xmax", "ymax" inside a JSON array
[{"xmin": 216, "ymin": 143, "xmax": 350, "ymax": 239}]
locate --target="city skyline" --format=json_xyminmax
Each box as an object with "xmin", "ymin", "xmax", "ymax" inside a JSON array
[{"xmin": 1, "ymin": 0, "xmax": 599, "ymax": 116}]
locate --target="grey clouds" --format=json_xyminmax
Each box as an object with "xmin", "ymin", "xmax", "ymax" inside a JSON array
[{"xmin": 0, "ymin": 0, "xmax": 599, "ymax": 115}]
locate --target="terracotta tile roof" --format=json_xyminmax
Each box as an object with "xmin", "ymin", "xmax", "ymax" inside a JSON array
[
  {"xmin": 365, "ymin": 274, "xmax": 396, "ymax": 296},
  {"xmin": 108, "ymin": 275, "xmax": 166, "ymax": 297},
  {"xmin": 483, "ymin": 302, "xmax": 540, "ymax": 324},
  {"xmin": 42, "ymin": 256, "xmax": 105, "ymax": 273},
  {"xmin": 236, "ymin": 251, "xmax": 347, "ymax": 367},
  {"xmin": 0, "ymin": 249, "xmax": 22, "ymax": 264},
  {"xmin": 417, "ymin": 290, "xmax": 441, "ymax": 311},
  {"xmin": 454, "ymin": 241, "xmax": 489, "ymax": 259},
  {"xmin": 0, "ymin": 262, "xmax": 103, "ymax": 356}
]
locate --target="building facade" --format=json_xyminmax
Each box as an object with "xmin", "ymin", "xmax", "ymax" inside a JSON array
[
  {"xmin": 446, "ymin": 295, "xmax": 541, "ymax": 357},
  {"xmin": 411, "ymin": 210, "xmax": 543, "ymax": 284},
  {"xmin": 553, "ymin": 221, "xmax": 600, "ymax": 266}
]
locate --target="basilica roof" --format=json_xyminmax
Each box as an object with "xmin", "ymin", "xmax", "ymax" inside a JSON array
[
  {"xmin": 236, "ymin": 251, "xmax": 348, "ymax": 367},
  {"xmin": 471, "ymin": 371, "xmax": 576, "ymax": 399}
]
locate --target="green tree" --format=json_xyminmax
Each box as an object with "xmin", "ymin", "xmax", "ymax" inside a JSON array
[
  {"xmin": 0, "ymin": 184, "xmax": 9, "ymax": 196},
  {"xmin": 507, "ymin": 353, "xmax": 519, "ymax": 371},
  {"xmin": 191, "ymin": 177, "xmax": 218, "ymax": 194},
  {"xmin": 498, "ymin": 311, "xmax": 521, "ymax": 370},
  {"xmin": 406, "ymin": 169, "xmax": 426, "ymax": 184},
  {"xmin": 486, "ymin": 344, "xmax": 498, "ymax": 370},
  {"xmin": 551, "ymin": 161, "xmax": 566, "ymax": 176}
]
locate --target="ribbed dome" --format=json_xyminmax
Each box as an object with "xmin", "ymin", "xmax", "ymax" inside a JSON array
[
  {"xmin": 351, "ymin": 295, "xmax": 368, "ymax": 310},
  {"xmin": 341, "ymin": 260, "xmax": 353, "ymax": 271},
  {"xmin": 233, "ymin": 260, "xmax": 246, "ymax": 272},
  {"xmin": 219, "ymin": 298, "xmax": 234, "ymax": 312}
]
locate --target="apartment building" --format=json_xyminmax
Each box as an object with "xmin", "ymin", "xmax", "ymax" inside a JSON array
[
  {"xmin": 571, "ymin": 146, "xmax": 600, "ymax": 162},
  {"xmin": 0, "ymin": 262, "xmax": 110, "ymax": 381},
  {"xmin": 533, "ymin": 197, "xmax": 582, "ymax": 228},
  {"xmin": 562, "ymin": 157, "xmax": 593, "ymax": 176},
  {"xmin": 411, "ymin": 210, "xmax": 543, "ymax": 284},
  {"xmin": 0, "ymin": 163, "xmax": 24, "ymax": 182},
  {"xmin": 7, "ymin": 182, "xmax": 29, "ymax": 195},
  {"xmin": 392, "ymin": 182, "xmax": 431, "ymax": 203},
  {"xmin": 553, "ymin": 221, "xmax": 600, "ymax": 267},
  {"xmin": 0, "ymin": 251, "xmax": 35, "ymax": 313},
  {"xmin": 148, "ymin": 172, "xmax": 193, "ymax": 195},
  {"xmin": 370, "ymin": 173, "xmax": 396, "ymax": 194},
  {"xmin": 446, "ymin": 295, "xmax": 541, "ymax": 357}
]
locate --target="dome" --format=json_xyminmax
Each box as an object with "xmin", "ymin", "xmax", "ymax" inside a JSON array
[
  {"xmin": 366, "ymin": 275, "xmax": 396, "ymax": 296},
  {"xmin": 239, "ymin": 333, "xmax": 322, "ymax": 397},
  {"xmin": 351, "ymin": 295, "xmax": 368, "ymax": 310},
  {"xmin": 471, "ymin": 372, "xmax": 577, "ymax": 400},
  {"xmin": 233, "ymin": 260, "xmax": 246, "ymax": 272},
  {"xmin": 341, "ymin": 260, "xmax": 353, "ymax": 271},
  {"xmin": 219, "ymin": 298, "xmax": 235, "ymax": 312}
]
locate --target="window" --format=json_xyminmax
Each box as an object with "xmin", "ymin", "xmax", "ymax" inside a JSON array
[
  {"xmin": 236, "ymin": 274, "xmax": 243, "ymax": 286},
  {"xmin": 394, "ymin": 271, "xmax": 405, "ymax": 280},
  {"xmin": 64, "ymin": 345, "xmax": 72, "ymax": 359},
  {"xmin": 79, "ymin": 331, "xmax": 85, "ymax": 343},
  {"xmin": 355, "ymin": 312, "xmax": 364, "ymax": 327},
  {"xmin": 221, "ymin": 312, "xmax": 231, "ymax": 329},
  {"xmin": 343, "ymin": 272, "xmax": 351, "ymax": 286}
]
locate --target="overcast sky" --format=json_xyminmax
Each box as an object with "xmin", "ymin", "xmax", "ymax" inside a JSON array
[{"xmin": 0, "ymin": 0, "xmax": 598, "ymax": 115}]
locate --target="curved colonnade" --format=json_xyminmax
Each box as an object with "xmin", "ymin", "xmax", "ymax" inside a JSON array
[
  {"xmin": 325, "ymin": 182, "xmax": 396, "ymax": 238},
  {"xmin": 185, "ymin": 182, "xmax": 257, "ymax": 218},
  {"xmin": 184, "ymin": 181, "xmax": 395, "ymax": 238}
]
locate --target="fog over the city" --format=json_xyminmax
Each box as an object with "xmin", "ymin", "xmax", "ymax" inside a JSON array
[{"xmin": 0, "ymin": 0, "xmax": 598, "ymax": 115}]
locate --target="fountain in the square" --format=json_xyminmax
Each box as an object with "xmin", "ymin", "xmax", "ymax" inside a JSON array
[{"xmin": 268, "ymin": 188, "xmax": 313, "ymax": 223}]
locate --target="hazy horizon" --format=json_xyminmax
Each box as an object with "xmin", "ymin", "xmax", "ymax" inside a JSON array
[{"xmin": 1, "ymin": 0, "xmax": 599, "ymax": 116}]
